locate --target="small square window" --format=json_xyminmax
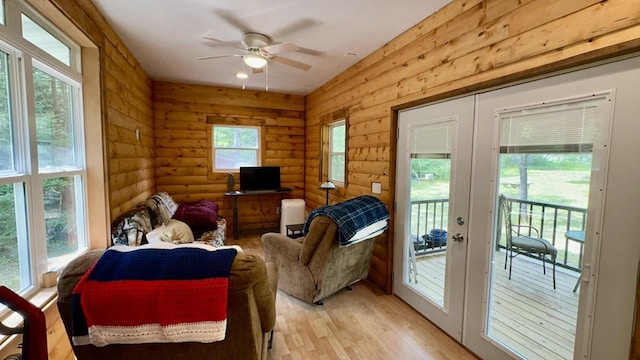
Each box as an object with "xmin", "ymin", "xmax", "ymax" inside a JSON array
[{"xmin": 211, "ymin": 125, "xmax": 261, "ymax": 171}]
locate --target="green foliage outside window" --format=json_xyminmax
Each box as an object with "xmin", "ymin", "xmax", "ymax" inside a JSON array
[{"xmin": 213, "ymin": 126, "xmax": 260, "ymax": 169}]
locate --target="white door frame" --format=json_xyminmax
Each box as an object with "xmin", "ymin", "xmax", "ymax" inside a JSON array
[
  {"xmin": 464, "ymin": 55, "xmax": 640, "ymax": 359},
  {"xmin": 393, "ymin": 95, "xmax": 475, "ymax": 341}
]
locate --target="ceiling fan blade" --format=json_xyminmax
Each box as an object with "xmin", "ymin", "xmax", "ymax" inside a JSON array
[
  {"xmin": 270, "ymin": 56, "xmax": 311, "ymax": 71},
  {"xmin": 197, "ymin": 54, "xmax": 241, "ymax": 60},
  {"xmin": 214, "ymin": 9, "xmax": 252, "ymax": 33},
  {"xmin": 252, "ymin": 67, "xmax": 264, "ymax": 74},
  {"xmin": 297, "ymin": 47, "xmax": 323, "ymax": 57},
  {"xmin": 201, "ymin": 36, "xmax": 243, "ymax": 48},
  {"xmin": 262, "ymin": 42, "xmax": 300, "ymax": 55},
  {"xmin": 272, "ymin": 18, "xmax": 317, "ymax": 39}
]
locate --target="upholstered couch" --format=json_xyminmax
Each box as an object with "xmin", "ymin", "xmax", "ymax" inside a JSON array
[
  {"xmin": 262, "ymin": 215, "xmax": 383, "ymax": 304},
  {"xmin": 57, "ymin": 249, "xmax": 277, "ymax": 360},
  {"xmin": 110, "ymin": 192, "xmax": 226, "ymax": 247}
]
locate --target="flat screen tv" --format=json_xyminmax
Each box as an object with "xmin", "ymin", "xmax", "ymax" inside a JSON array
[{"xmin": 239, "ymin": 166, "xmax": 281, "ymax": 192}]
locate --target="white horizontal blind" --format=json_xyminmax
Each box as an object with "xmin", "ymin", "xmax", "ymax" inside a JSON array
[
  {"xmin": 499, "ymin": 98, "xmax": 605, "ymax": 152},
  {"xmin": 410, "ymin": 119, "xmax": 456, "ymax": 155}
]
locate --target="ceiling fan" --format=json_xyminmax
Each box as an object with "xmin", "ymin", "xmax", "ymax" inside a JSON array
[
  {"xmin": 199, "ymin": 32, "xmax": 311, "ymax": 72},
  {"xmin": 198, "ymin": 10, "xmax": 319, "ymax": 73}
]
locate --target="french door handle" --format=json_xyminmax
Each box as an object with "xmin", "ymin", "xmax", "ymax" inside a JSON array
[{"xmin": 452, "ymin": 233, "xmax": 464, "ymax": 242}]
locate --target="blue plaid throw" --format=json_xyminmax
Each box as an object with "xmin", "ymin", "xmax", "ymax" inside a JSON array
[{"xmin": 303, "ymin": 195, "xmax": 389, "ymax": 246}]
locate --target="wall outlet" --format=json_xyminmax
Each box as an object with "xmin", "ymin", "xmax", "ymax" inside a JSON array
[{"xmin": 372, "ymin": 182, "xmax": 382, "ymax": 194}]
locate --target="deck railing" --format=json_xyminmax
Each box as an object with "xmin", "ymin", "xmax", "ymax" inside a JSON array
[
  {"xmin": 409, "ymin": 197, "xmax": 587, "ymax": 271},
  {"xmin": 409, "ymin": 198, "xmax": 449, "ymax": 255}
]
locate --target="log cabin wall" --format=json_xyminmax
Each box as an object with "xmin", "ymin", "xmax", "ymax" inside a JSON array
[
  {"xmin": 305, "ymin": 0, "xmax": 640, "ymax": 294},
  {"xmin": 152, "ymin": 82, "xmax": 305, "ymax": 236},
  {"xmin": 44, "ymin": 0, "xmax": 156, "ymax": 221}
]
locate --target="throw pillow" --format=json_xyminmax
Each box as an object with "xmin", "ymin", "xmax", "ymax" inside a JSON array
[
  {"xmin": 172, "ymin": 200, "xmax": 218, "ymax": 238},
  {"xmin": 161, "ymin": 219, "xmax": 195, "ymax": 244},
  {"xmin": 145, "ymin": 224, "xmax": 167, "ymax": 244}
]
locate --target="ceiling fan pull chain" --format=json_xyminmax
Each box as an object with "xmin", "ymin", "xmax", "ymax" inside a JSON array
[{"xmin": 265, "ymin": 63, "xmax": 269, "ymax": 91}]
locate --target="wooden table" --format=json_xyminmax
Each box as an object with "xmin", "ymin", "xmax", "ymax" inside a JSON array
[{"xmin": 224, "ymin": 189, "xmax": 291, "ymax": 239}]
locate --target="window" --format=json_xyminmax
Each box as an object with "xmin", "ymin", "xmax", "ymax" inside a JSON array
[
  {"xmin": 0, "ymin": 0, "xmax": 86, "ymax": 295},
  {"xmin": 0, "ymin": 0, "xmax": 5, "ymax": 25},
  {"xmin": 327, "ymin": 120, "xmax": 346, "ymax": 184},
  {"xmin": 211, "ymin": 125, "xmax": 261, "ymax": 171},
  {"xmin": 21, "ymin": 14, "xmax": 71, "ymax": 66}
]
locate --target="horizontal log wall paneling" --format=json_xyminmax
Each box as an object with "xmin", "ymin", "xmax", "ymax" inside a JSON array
[
  {"xmin": 153, "ymin": 82, "xmax": 305, "ymax": 237},
  {"xmin": 48, "ymin": 0, "xmax": 156, "ymax": 221},
  {"xmin": 305, "ymin": 0, "xmax": 640, "ymax": 294}
]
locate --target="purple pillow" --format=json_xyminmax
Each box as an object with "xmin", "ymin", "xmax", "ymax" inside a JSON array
[{"xmin": 172, "ymin": 200, "xmax": 218, "ymax": 238}]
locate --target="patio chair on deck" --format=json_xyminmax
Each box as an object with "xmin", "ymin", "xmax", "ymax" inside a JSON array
[{"xmin": 499, "ymin": 194, "xmax": 558, "ymax": 289}]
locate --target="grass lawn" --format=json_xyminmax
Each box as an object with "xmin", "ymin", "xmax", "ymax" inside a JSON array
[{"xmin": 411, "ymin": 169, "xmax": 590, "ymax": 208}]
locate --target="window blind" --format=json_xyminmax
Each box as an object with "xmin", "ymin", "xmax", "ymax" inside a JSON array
[
  {"xmin": 499, "ymin": 98, "xmax": 605, "ymax": 153},
  {"xmin": 410, "ymin": 119, "xmax": 456, "ymax": 157}
]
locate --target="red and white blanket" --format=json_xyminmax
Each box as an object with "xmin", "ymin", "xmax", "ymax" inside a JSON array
[{"xmin": 72, "ymin": 243, "xmax": 240, "ymax": 347}]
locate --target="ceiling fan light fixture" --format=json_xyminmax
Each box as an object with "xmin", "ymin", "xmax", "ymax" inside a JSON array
[
  {"xmin": 235, "ymin": 71, "xmax": 248, "ymax": 79},
  {"xmin": 243, "ymin": 53, "xmax": 267, "ymax": 69}
]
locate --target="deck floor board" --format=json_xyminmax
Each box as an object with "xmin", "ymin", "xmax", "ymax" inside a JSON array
[{"xmin": 414, "ymin": 250, "xmax": 579, "ymax": 360}]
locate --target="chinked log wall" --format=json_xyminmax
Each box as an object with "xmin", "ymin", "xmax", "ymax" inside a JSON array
[
  {"xmin": 305, "ymin": 0, "xmax": 640, "ymax": 295},
  {"xmin": 153, "ymin": 82, "xmax": 305, "ymax": 236}
]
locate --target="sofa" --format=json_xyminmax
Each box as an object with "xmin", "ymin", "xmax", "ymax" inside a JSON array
[
  {"xmin": 262, "ymin": 215, "xmax": 384, "ymax": 304},
  {"xmin": 57, "ymin": 249, "xmax": 277, "ymax": 360},
  {"xmin": 110, "ymin": 192, "xmax": 226, "ymax": 247}
]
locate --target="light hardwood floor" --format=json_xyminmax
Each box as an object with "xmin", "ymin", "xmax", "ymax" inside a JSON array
[{"xmin": 230, "ymin": 234, "xmax": 478, "ymax": 360}]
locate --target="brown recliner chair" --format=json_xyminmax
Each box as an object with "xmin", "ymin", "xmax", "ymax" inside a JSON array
[
  {"xmin": 57, "ymin": 250, "xmax": 277, "ymax": 360},
  {"xmin": 262, "ymin": 215, "xmax": 381, "ymax": 305}
]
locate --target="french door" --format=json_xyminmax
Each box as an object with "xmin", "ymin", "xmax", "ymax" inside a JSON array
[
  {"xmin": 394, "ymin": 56, "xmax": 640, "ymax": 359},
  {"xmin": 393, "ymin": 95, "xmax": 475, "ymax": 340}
]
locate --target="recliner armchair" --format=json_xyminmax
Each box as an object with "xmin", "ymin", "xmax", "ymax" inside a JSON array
[
  {"xmin": 262, "ymin": 215, "xmax": 381, "ymax": 304},
  {"xmin": 57, "ymin": 250, "xmax": 277, "ymax": 360}
]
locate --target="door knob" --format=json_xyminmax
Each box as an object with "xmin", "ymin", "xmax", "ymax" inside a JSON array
[{"xmin": 452, "ymin": 233, "xmax": 464, "ymax": 242}]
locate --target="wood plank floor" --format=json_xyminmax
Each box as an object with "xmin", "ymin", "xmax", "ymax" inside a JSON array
[
  {"xmin": 228, "ymin": 235, "xmax": 478, "ymax": 360},
  {"xmin": 414, "ymin": 250, "xmax": 579, "ymax": 360}
]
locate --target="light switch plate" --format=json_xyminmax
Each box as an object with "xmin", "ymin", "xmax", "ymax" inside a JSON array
[{"xmin": 372, "ymin": 182, "xmax": 382, "ymax": 194}]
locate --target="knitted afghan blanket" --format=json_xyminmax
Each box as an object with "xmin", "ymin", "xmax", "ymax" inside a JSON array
[{"xmin": 72, "ymin": 243, "xmax": 239, "ymax": 347}]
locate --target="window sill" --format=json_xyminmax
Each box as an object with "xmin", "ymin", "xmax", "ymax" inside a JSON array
[{"xmin": 0, "ymin": 286, "xmax": 58, "ymax": 350}]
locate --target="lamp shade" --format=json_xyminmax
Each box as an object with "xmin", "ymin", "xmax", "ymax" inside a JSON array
[
  {"xmin": 243, "ymin": 53, "xmax": 267, "ymax": 69},
  {"xmin": 320, "ymin": 181, "xmax": 337, "ymax": 189}
]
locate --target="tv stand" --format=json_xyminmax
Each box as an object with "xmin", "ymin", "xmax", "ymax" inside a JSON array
[{"xmin": 224, "ymin": 189, "xmax": 292, "ymax": 239}]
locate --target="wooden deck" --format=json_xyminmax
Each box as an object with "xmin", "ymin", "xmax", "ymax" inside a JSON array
[{"xmin": 414, "ymin": 251, "xmax": 580, "ymax": 360}]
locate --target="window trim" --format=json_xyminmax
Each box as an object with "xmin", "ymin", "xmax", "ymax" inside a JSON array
[
  {"xmin": 327, "ymin": 120, "xmax": 346, "ymax": 186},
  {"xmin": 320, "ymin": 115, "xmax": 348, "ymax": 188},
  {"xmin": 0, "ymin": 0, "xmax": 99, "ymax": 298},
  {"xmin": 207, "ymin": 122, "xmax": 264, "ymax": 175}
]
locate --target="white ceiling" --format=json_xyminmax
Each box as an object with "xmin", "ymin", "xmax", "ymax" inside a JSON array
[{"xmin": 91, "ymin": 0, "xmax": 451, "ymax": 95}]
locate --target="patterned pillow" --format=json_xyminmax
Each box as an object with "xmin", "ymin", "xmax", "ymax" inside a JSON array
[
  {"xmin": 111, "ymin": 206, "xmax": 152, "ymax": 246},
  {"xmin": 196, "ymin": 217, "xmax": 227, "ymax": 247}
]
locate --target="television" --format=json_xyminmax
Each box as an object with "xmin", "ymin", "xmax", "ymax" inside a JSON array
[{"xmin": 239, "ymin": 166, "xmax": 281, "ymax": 192}]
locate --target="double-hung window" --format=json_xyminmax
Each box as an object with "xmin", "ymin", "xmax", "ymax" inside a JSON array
[
  {"xmin": 210, "ymin": 125, "xmax": 261, "ymax": 171},
  {"xmin": 0, "ymin": 0, "xmax": 86, "ymax": 295},
  {"xmin": 327, "ymin": 120, "xmax": 346, "ymax": 185}
]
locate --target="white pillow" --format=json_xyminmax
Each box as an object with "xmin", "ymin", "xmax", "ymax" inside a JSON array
[{"xmin": 145, "ymin": 224, "xmax": 166, "ymax": 244}]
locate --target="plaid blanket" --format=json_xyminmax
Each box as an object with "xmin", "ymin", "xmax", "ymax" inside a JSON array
[
  {"xmin": 303, "ymin": 195, "xmax": 389, "ymax": 246},
  {"xmin": 72, "ymin": 243, "xmax": 239, "ymax": 347}
]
